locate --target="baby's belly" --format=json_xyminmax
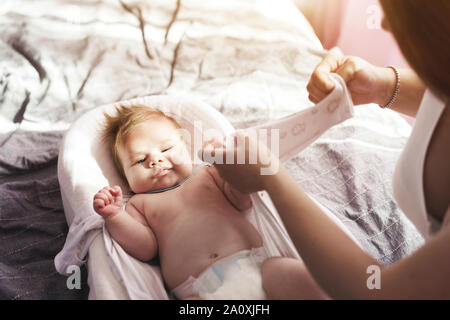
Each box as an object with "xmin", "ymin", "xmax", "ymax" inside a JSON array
[{"xmin": 158, "ymin": 212, "xmax": 263, "ymax": 291}]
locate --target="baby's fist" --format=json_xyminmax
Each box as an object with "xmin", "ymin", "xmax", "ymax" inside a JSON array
[{"xmin": 93, "ymin": 186, "xmax": 123, "ymax": 218}]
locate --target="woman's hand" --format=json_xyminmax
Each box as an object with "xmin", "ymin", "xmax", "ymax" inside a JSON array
[
  {"xmin": 199, "ymin": 131, "xmax": 280, "ymax": 194},
  {"xmin": 93, "ymin": 186, "xmax": 123, "ymax": 219},
  {"xmin": 307, "ymin": 50, "xmax": 396, "ymax": 106}
]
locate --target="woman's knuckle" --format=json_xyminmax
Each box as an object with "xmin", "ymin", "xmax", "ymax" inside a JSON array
[
  {"xmin": 347, "ymin": 59, "xmax": 358, "ymax": 71},
  {"xmin": 311, "ymin": 71, "xmax": 321, "ymax": 82}
]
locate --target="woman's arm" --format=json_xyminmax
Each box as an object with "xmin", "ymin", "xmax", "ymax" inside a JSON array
[
  {"xmin": 201, "ymin": 133, "xmax": 450, "ymax": 299},
  {"xmin": 263, "ymin": 166, "xmax": 450, "ymax": 299},
  {"xmin": 378, "ymin": 67, "xmax": 426, "ymax": 117},
  {"xmin": 308, "ymin": 53, "xmax": 426, "ymax": 117}
]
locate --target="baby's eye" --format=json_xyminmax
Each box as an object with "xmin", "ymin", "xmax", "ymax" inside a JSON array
[
  {"xmin": 136, "ymin": 157, "xmax": 146, "ymax": 165},
  {"xmin": 162, "ymin": 147, "xmax": 172, "ymax": 153}
]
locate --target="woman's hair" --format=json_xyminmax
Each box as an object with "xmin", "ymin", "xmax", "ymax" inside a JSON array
[
  {"xmin": 380, "ymin": 0, "xmax": 450, "ymax": 101},
  {"xmin": 102, "ymin": 105, "xmax": 181, "ymax": 181}
]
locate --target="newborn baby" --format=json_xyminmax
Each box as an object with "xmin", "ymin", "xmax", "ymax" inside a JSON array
[{"xmin": 93, "ymin": 105, "xmax": 266, "ymax": 300}]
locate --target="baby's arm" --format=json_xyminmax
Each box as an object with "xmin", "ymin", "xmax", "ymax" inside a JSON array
[
  {"xmin": 93, "ymin": 186, "xmax": 157, "ymax": 261},
  {"xmin": 208, "ymin": 166, "xmax": 253, "ymax": 211}
]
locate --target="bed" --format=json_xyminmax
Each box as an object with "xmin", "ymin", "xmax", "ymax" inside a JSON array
[{"xmin": 0, "ymin": 0, "xmax": 424, "ymax": 299}]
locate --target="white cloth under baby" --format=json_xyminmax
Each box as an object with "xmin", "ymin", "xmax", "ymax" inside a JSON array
[
  {"xmin": 54, "ymin": 74, "xmax": 357, "ymax": 300},
  {"xmin": 172, "ymin": 247, "xmax": 268, "ymax": 300}
]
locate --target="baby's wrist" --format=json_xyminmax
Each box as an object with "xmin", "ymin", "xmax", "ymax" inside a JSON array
[{"xmin": 102, "ymin": 209, "xmax": 123, "ymax": 221}]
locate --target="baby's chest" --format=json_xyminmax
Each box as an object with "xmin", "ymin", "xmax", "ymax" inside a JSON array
[
  {"xmin": 177, "ymin": 179, "xmax": 224, "ymax": 210},
  {"xmin": 148, "ymin": 176, "xmax": 223, "ymax": 216}
]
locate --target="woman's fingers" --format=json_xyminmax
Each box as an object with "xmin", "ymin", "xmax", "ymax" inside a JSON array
[
  {"xmin": 335, "ymin": 58, "xmax": 357, "ymax": 84},
  {"xmin": 307, "ymin": 50, "xmax": 367, "ymax": 105},
  {"xmin": 307, "ymin": 79, "xmax": 330, "ymax": 103},
  {"xmin": 199, "ymin": 132, "xmax": 278, "ymax": 193},
  {"xmin": 200, "ymin": 142, "xmax": 228, "ymax": 164},
  {"xmin": 308, "ymin": 93, "xmax": 319, "ymax": 104},
  {"xmin": 200, "ymin": 135, "xmax": 238, "ymax": 164},
  {"xmin": 313, "ymin": 66, "xmax": 337, "ymax": 92},
  {"xmin": 200, "ymin": 132, "xmax": 274, "ymax": 170},
  {"xmin": 307, "ymin": 53, "xmax": 342, "ymax": 102}
]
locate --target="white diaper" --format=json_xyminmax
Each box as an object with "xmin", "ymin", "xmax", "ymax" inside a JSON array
[{"xmin": 172, "ymin": 247, "xmax": 268, "ymax": 300}]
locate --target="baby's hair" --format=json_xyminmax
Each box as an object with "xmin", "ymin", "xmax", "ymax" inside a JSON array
[{"xmin": 102, "ymin": 104, "xmax": 181, "ymax": 182}]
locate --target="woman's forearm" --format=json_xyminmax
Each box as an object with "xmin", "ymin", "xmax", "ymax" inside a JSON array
[
  {"xmin": 376, "ymin": 67, "xmax": 426, "ymax": 117},
  {"xmin": 262, "ymin": 166, "xmax": 381, "ymax": 299}
]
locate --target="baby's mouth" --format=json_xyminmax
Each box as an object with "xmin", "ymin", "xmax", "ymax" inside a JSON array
[{"xmin": 154, "ymin": 167, "xmax": 171, "ymax": 178}]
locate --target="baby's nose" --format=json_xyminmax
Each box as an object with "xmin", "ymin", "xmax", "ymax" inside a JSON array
[{"xmin": 149, "ymin": 159, "xmax": 164, "ymax": 168}]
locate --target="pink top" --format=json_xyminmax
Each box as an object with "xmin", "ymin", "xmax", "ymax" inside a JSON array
[{"xmin": 393, "ymin": 90, "xmax": 450, "ymax": 240}]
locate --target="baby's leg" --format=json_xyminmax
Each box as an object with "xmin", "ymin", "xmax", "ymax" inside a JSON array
[{"xmin": 261, "ymin": 257, "xmax": 329, "ymax": 300}]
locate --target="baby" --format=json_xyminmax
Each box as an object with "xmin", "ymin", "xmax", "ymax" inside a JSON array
[{"xmin": 93, "ymin": 105, "xmax": 267, "ymax": 300}]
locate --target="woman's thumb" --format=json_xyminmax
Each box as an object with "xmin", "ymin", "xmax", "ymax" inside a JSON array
[{"xmin": 335, "ymin": 59, "xmax": 357, "ymax": 84}]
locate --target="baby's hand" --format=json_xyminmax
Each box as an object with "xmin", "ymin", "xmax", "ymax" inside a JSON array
[{"xmin": 93, "ymin": 186, "xmax": 123, "ymax": 219}]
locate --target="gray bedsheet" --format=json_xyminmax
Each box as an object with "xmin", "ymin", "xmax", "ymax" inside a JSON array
[
  {"xmin": 0, "ymin": 130, "xmax": 89, "ymax": 299},
  {"xmin": 0, "ymin": 0, "xmax": 423, "ymax": 299}
]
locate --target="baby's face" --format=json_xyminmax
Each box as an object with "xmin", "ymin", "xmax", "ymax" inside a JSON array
[{"xmin": 117, "ymin": 118, "xmax": 193, "ymax": 194}]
